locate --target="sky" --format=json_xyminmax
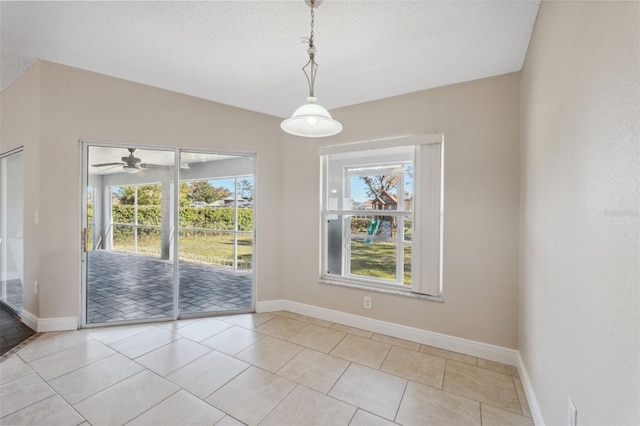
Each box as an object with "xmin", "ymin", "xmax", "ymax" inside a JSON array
[
  {"xmin": 350, "ymin": 171, "xmax": 413, "ymax": 203},
  {"xmin": 208, "ymin": 177, "xmax": 254, "ymax": 198},
  {"xmin": 350, "ymin": 178, "xmax": 369, "ymax": 203}
]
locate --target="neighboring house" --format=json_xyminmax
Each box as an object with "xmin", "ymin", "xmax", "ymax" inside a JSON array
[
  {"xmin": 222, "ymin": 196, "xmax": 251, "ymax": 207},
  {"xmin": 354, "ymin": 200, "xmax": 373, "ymax": 211},
  {"xmin": 403, "ymin": 192, "xmax": 413, "ymax": 211},
  {"xmin": 208, "ymin": 198, "xmax": 252, "ymax": 208}
]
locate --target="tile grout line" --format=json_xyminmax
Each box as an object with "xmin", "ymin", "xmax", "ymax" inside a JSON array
[
  {"xmin": 325, "ymin": 360, "xmax": 353, "ymax": 396},
  {"xmin": 121, "ymin": 385, "xmax": 182, "ymax": 425},
  {"xmin": 0, "ymin": 384, "xmax": 56, "ymax": 421},
  {"xmin": 392, "ymin": 377, "xmax": 410, "ymax": 423},
  {"xmin": 255, "ymin": 382, "xmax": 300, "ymax": 425},
  {"xmin": 511, "ymin": 375, "xmax": 525, "ymax": 416},
  {"xmin": 2, "ymin": 358, "xmax": 91, "ymax": 422},
  {"xmin": 376, "ymin": 343, "xmax": 394, "ymax": 371}
]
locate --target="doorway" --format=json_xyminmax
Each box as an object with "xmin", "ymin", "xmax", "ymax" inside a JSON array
[
  {"xmin": 81, "ymin": 143, "xmax": 255, "ymax": 326},
  {"xmin": 0, "ymin": 148, "xmax": 24, "ymax": 315}
]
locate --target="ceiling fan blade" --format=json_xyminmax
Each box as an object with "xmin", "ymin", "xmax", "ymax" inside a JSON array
[
  {"xmin": 139, "ymin": 163, "xmax": 170, "ymax": 170},
  {"xmin": 92, "ymin": 162, "xmax": 125, "ymax": 167}
]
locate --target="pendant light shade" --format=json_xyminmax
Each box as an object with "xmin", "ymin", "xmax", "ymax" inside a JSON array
[
  {"xmin": 281, "ymin": 0, "xmax": 342, "ymax": 138},
  {"xmin": 281, "ymin": 97, "xmax": 343, "ymax": 137}
]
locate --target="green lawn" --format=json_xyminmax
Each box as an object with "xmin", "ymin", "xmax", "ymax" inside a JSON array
[
  {"xmin": 111, "ymin": 230, "xmax": 409, "ymax": 282},
  {"xmin": 113, "ymin": 232, "xmax": 253, "ymax": 269},
  {"xmin": 350, "ymin": 240, "xmax": 412, "ymax": 285}
]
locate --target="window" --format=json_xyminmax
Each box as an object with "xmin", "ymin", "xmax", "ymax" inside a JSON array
[
  {"xmin": 321, "ymin": 135, "xmax": 443, "ymax": 297},
  {"xmin": 108, "ymin": 184, "xmax": 164, "ymax": 256}
]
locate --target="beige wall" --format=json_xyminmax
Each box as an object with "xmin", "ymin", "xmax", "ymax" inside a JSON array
[
  {"xmin": 520, "ymin": 1, "xmax": 639, "ymax": 424},
  {"xmin": 281, "ymin": 73, "xmax": 521, "ymax": 349},
  {"xmin": 3, "ymin": 60, "xmax": 521, "ymax": 350},
  {"xmin": 2, "ymin": 61, "xmax": 284, "ymax": 320}
]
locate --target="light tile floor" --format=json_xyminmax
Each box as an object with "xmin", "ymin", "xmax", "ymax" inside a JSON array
[{"xmin": 0, "ymin": 311, "xmax": 534, "ymax": 426}]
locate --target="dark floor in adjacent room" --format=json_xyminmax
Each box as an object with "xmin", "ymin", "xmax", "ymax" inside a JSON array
[{"xmin": 0, "ymin": 305, "xmax": 35, "ymax": 357}]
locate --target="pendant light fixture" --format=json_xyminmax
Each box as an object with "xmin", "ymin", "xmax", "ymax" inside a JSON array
[{"xmin": 281, "ymin": 0, "xmax": 343, "ymax": 138}]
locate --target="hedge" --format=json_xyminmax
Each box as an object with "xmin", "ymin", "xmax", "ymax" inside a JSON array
[{"xmin": 110, "ymin": 206, "xmax": 253, "ymax": 239}]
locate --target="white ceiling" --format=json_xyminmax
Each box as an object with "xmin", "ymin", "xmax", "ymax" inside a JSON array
[{"xmin": 0, "ymin": 0, "xmax": 540, "ymax": 118}]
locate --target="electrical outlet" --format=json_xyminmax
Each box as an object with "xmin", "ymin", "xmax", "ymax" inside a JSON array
[
  {"xmin": 34, "ymin": 281, "xmax": 39, "ymax": 294},
  {"xmin": 364, "ymin": 296, "xmax": 372, "ymax": 309},
  {"xmin": 568, "ymin": 398, "xmax": 577, "ymax": 426}
]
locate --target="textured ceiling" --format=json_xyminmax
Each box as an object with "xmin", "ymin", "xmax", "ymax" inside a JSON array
[{"xmin": 0, "ymin": 1, "xmax": 540, "ymax": 118}]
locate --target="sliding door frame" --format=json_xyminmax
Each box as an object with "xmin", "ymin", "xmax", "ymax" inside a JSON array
[
  {"xmin": 80, "ymin": 140, "xmax": 257, "ymax": 328},
  {"xmin": 0, "ymin": 146, "xmax": 24, "ymax": 315}
]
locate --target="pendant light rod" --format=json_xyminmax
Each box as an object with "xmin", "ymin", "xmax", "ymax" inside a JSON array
[
  {"xmin": 302, "ymin": 0, "xmax": 318, "ymax": 98},
  {"xmin": 281, "ymin": 0, "xmax": 343, "ymax": 138}
]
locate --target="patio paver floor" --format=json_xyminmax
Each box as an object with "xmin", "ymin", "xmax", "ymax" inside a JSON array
[{"xmin": 87, "ymin": 250, "xmax": 252, "ymax": 324}]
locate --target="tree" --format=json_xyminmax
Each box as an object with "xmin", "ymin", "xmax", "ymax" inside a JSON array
[
  {"xmin": 118, "ymin": 184, "xmax": 162, "ymax": 205},
  {"xmin": 238, "ymin": 179, "xmax": 254, "ymax": 201},
  {"xmin": 189, "ymin": 181, "xmax": 230, "ymax": 204},
  {"xmin": 360, "ymin": 175, "xmax": 398, "ymax": 199},
  {"xmin": 179, "ymin": 182, "xmax": 190, "ymax": 207}
]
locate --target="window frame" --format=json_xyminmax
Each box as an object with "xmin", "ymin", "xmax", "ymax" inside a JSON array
[{"xmin": 319, "ymin": 134, "xmax": 444, "ymax": 298}]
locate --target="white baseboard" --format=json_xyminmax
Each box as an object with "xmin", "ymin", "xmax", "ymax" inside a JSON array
[
  {"xmin": 517, "ymin": 353, "xmax": 545, "ymax": 425},
  {"xmin": 257, "ymin": 299, "xmax": 518, "ymax": 366},
  {"xmin": 37, "ymin": 316, "xmax": 78, "ymax": 332},
  {"xmin": 20, "ymin": 309, "xmax": 38, "ymax": 330},
  {"xmin": 19, "ymin": 310, "xmax": 78, "ymax": 333}
]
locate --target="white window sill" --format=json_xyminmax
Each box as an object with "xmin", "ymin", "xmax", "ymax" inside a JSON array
[{"xmin": 319, "ymin": 278, "xmax": 444, "ymax": 302}]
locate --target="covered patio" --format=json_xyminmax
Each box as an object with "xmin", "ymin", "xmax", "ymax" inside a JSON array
[{"xmin": 86, "ymin": 250, "xmax": 252, "ymax": 324}]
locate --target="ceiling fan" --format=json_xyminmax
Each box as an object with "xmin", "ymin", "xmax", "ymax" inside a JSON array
[{"xmin": 91, "ymin": 148, "xmax": 170, "ymax": 174}]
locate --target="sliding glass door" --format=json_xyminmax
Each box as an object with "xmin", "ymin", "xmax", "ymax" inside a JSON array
[
  {"xmin": 0, "ymin": 149, "xmax": 24, "ymax": 314},
  {"xmin": 178, "ymin": 152, "xmax": 254, "ymax": 316},
  {"xmin": 83, "ymin": 145, "xmax": 176, "ymax": 325},
  {"xmin": 82, "ymin": 143, "xmax": 255, "ymax": 326}
]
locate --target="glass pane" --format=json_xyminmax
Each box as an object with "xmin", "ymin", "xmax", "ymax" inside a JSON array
[
  {"xmin": 237, "ymin": 233, "xmax": 253, "ymax": 270},
  {"xmin": 112, "ymin": 225, "xmax": 135, "ymax": 252},
  {"xmin": 178, "ymin": 231, "xmax": 234, "ymax": 266},
  {"xmin": 350, "ymin": 238, "xmax": 397, "ymax": 281},
  {"xmin": 403, "ymin": 164, "xmax": 414, "ymax": 212},
  {"xmin": 176, "ymin": 230, "xmax": 252, "ymax": 269},
  {"xmin": 237, "ymin": 177, "xmax": 254, "ymax": 203},
  {"xmin": 178, "ymin": 151, "xmax": 254, "ymax": 315},
  {"xmin": 350, "ymin": 172, "xmax": 401, "ymax": 211},
  {"xmin": 403, "ymin": 219, "xmax": 413, "ymax": 241},
  {"xmin": 86, "ymin": 145, "xmax": 175, "ymax": 324},
  {"xmin": 403, "ymin": 244, "xmax": 412, "ymax": 286},
  {"xmin": 0, "ymin": 151, "xmax": 24, "ymax": 313},
  {"xmin": 136, "ymin": 227, "xmax": 162, "ymax": 257},
  {"xmin": 112, "ymin": 187, "xmax": 134, "ymax": 224},
  {"xmin": 87, "ymin": 187, "xmax": 94, "ymax": 249},
  {"xmin": 326, "ymin": 214, "xmax": 344, "ymax": 276},
  {"xmin": 137, "ymin": 184, "xmax": 162, "ymax": 226}
]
